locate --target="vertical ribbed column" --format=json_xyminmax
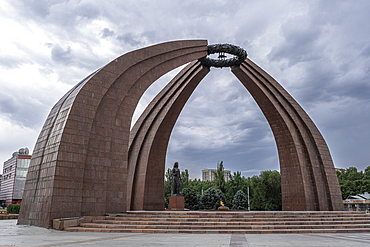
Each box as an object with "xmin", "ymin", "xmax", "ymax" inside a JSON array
[
  {"xmin": 128, "ymin": 61, "xmax": 209, "ymax": 210},
  {"xmin": 232, "ymin": 59, "xmax": 343, "ymax": 211},
  {"xmin": 18, "ymin": 40, "xmax": 208, "ymax": 228}
]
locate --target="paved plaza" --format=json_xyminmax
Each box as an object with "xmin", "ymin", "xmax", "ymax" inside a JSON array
[{"xmin": 1, "ymin": 219, "xmax": 370, "ymax": 247}]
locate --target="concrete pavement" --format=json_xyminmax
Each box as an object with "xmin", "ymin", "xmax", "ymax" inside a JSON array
[{"xmin": 1, "ymin": 219, "xmax": 370, "ymax": 247}]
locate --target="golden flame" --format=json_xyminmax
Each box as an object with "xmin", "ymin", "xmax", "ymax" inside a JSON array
[{"xmin": 220, "ymin": 201, "xmax": 224, "ymax": 206}]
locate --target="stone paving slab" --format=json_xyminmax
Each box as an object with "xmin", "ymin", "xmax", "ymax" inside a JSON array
[{"xmin": 2, "ymin": 219, "xmax": 370, "ymax": 246}]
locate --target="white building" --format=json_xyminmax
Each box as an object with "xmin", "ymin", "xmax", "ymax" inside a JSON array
[
  {"xmin": 0, "ymin": 148, "xmax": 31, "ymax": 207},
  {"xmin": 202, "ymin": 168, "xmax": 231, "ymax": 182}
]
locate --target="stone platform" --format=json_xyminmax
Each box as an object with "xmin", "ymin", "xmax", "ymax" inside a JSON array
[
  {"xmin": 64, "ymin": 211, "xmax": 370, "ymax": 234},
  {"xmin": 0, "ymin": 214, "xmax": 18, "ymax": 220}
]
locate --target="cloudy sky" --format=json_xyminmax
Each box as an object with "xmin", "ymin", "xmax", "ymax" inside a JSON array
[{"xmin": 0, "ymin": 0, "xmax": 369, "ymax": 179}]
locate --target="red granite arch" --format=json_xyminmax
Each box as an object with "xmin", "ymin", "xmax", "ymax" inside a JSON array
[
  {"xmin": 19, "ymin": 40, "xmax": 343, "ymax": 229},
  {"xmin": 129, "ymin": 58, "xmax": 344, "ymax": 212},
  {"xmin": 18, "ymin": 40, "xmax": 209, "ymax": 228},
  {"xmin": 128, "ymin": 61, "xmax": 210, "ymax": 210}
]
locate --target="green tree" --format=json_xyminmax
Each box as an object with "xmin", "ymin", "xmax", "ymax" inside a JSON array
[
  {"xmin": 362, "ymin": 166, "xmax": 370, "ymax": 193},
  {"xmin": 213, "ymin": 161, "xmax": 226, "ymax": 193},
  {"xmin": 180, "ymin": 169, "xmax": 190, "ymax": 190},
  {"xmin": 336, "ymin": 166, "xmax": 365, "ymax": 199},
  {"xmin": 164, "ymin": 168, "xmax": 173, "ymax": 200},
  {"xmin": 187, "ymin": 178, "xmax": 203, "ymax": 195},
  {"xmin": 225, "ymin": 171, "xmax": 249, "ymax": 202},
  {"xmin": 182, "ymin": 188, "xmax": 199, "ymax": 210},
  {"xmin": 200, "ymin": 188, "xmax": 226, "ymax": 210},
  {"xmin": 202, "ymin": 180, "xmax": 215, "ymax": 193},
  {"xmin": 250, "ymin": 170, "xmax": 281, "ymax": 211},
  {"xmin": 232, "ymin": 190, "xmax": 248, "ymax": 210}
]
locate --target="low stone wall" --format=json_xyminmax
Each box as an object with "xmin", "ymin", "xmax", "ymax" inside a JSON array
[
  {"xmin": 53, "ymin": 216, "xmax": 106, "ymax": 230},
  {"xmin": 0, "ymin": 214, "xmax": 18, "ymax": 220}
]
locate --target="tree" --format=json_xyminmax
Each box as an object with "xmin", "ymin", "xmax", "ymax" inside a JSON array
[
  {"xmin": 363, "ymin": 166, "xmax": 370, "ymax": 193},
  {"xmin": 200, "ymin": 188, "xmax": 226, "ymax": 210},
  {"xmin": 187, "ymin": 178, "xmax": 203, "ymax": 195},
  {"xmin": 213, "ymin": 161, "xmax": 226, "ymax": 193},
  {"xmin": 182, "ymin": 188, "xmax": 199, "ymax": 210},
  {"xmin": 336, "ymin": 166, "xmax": 365, "ymax": 199},
  {"xmin": 225, "ymin": 171, "xmax": 249, "ymax": 202},
  {"xmin": 181, "ymin": 169, "xmax": 189, "ymax": 190},
  {"xmin": 250, "ymin": 170, "xmax": 281, "ymax": 211},
  {"xmin": 232, "ymin": 190, "xmax": 248, "ymax": 210},
  {"xmin": 202, "ymin": 180, "xmax": 215, "ymax": 193},
  {"xmin": 164, "ymin": 168, "xmax": 173, "ymax": 200}
]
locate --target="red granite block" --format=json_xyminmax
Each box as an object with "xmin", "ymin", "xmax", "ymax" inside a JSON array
[{"xmin": 169, "ymin": 196, "xmax": 185, "ymax": 211}]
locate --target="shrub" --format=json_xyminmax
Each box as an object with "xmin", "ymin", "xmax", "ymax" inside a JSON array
[
  {"xmin": 7, "ymin": 204, "xmax": 21, "ymax": 214},
  {"xmin": 215, "ymin": 189, "xmax": 226, "ymax": 204},
  {"xmin": 164, "ymin": 197, "xmax": 169, "ymax": 209},
  {"xmin": 181, "ymin": 188, "xmax": 199, "ymax": 210},
  {"xmin": 232, "ymin": 190, "xmax": 248, "ymax": 210},
  {"xmin": 200, "ymin": 188, "xmax": 226, "ymax": 210},
  {"xmin": 197, "ymin": 194, "xmax": 204, "ymax": 209}
]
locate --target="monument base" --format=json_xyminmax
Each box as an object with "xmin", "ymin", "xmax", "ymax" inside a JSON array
[{"xmin": 169, "ymin": 196, "xmax": 185, "ymax": 211}]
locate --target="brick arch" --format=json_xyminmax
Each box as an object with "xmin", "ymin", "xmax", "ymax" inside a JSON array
[
  {"xmin": 129, "ymin": 58, "xmax": 344, "ymax": 211},
  {"xmin": 18, "ymin": 40, "xmax": 208, "ymax": 228}
]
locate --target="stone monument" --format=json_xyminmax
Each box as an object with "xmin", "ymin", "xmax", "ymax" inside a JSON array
[{"xmin": 18, "ymin": 40, "xmax": 343, "ymax": 228}]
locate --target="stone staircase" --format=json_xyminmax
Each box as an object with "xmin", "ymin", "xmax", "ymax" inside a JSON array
[{"xmin": 64, "ymin": 211, "xmax": 370, "ymax": 234}]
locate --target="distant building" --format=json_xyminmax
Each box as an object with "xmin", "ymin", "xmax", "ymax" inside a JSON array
[
  {"xmin": 343, "ymin": 192, "xmax": 370, "ymax": 212},
  {"xmin": 335, "ymin": 168, "xmax": 345, "ymax": 172},
  {"xmin": 0, "ymin": 174, "xmax": 2, "ymax": 207},
  {"xmin": 202, "ymin": 168, "xmax": 231, "ymax": 182},
  {"xmin": 0, "ymin": 148, "xmax": 31, "ymax": 207}
]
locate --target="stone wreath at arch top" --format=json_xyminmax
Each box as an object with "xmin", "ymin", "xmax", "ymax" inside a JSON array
[
  {"xmin": 199, "ymin": 43, "xmax": 248, "ymax": 68},
  {"xmin": 18, "ymin": 40, "xmax": 343, "ymax": 228}
]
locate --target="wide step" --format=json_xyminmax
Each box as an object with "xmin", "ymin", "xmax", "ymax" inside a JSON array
[{"xmin": 64, "ymin": 211, "xmax": 370, "ymax": 234}]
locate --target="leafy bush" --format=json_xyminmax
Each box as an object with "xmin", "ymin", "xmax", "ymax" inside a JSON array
[
  {"xmin": 7, "ymin": 204, "xmax": 21, "ymax": 214},
  {"xmin": 197, "ymin": 194, "xmax": 204, "ymax": 209},
  {"xmin": 164, "ymin": 197, "xmax": 169, "ymax": 209},
  {"xmin": 232, "ymin": 190, "xmax": 248, "ymax": 210},
  {"xmin": 182, "ymin": 188, "xmax": 199, "ymax": 210},
  {"xmin": 200, "ymin": 188, "xmax": 226, "ymax": 210}
]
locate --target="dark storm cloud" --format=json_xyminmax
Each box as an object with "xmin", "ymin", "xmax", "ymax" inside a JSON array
[
  {"xmin": 51, "ymin": 44, "xmax": 74, "ymax": 65},
  {"xmin": 116, "ymin": 33, "xmax": 144, "ymax": 47},
  {"xmin": 1, "ymin": 0, "xmax": 370, "ymax": 176},
  {"xmin": 101, "ymin": 28, "xmax": 115, "ymax": 39},
  {"xmin": 13, "ymin": 0, "xmax": 65, "ymax": 19},
  {"xmin": 0, "ymin": 90, "xmax": 49, "ymax": 129},
  {"xmin": 163, "ymin": 69, "xmax": 280, "ymax": 178}
]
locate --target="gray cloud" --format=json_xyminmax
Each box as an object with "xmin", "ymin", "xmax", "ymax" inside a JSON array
[
  {"xmin": 101, "ymin": 28, "xmax": 115, "ymax": 39},
  {"xmin": 0, "ymin": 90, "xmax": 50, "ymax": 129},
  {"xmin": 0, "ymin": 55, "xmax": 23, "ymax": 69},
  {"xmin": 51, "ymin": 44, "xmax": 74, "ymax": 65},
  {"xmin": 1, "ymin": 0, "xmax": 370, "ymax": 178},
  {"xmin": 116, "ymin": 33, "xmax": 144, "ymax": 47}
]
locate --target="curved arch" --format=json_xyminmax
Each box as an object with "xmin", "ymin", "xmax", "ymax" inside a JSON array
[
  {"xmin": 128, "ymin": 61, "xmax": 209, "ymax": 210},
  {"xmin": 232, "ymin": 59, "xmax": 343, "ymax": 211},
  {"xmin": 129, "ymin": 58, "xmax": 343, "ymax": 211},
  {"xmin": 19, "ymin": 41, "xmax": 343, "ymax": 229},
  {"xmin": 18, "ymin": 40, "xmax": 208, "ymax": 227}
]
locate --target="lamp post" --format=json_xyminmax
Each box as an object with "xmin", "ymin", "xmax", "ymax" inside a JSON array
[{"xmin": 248, "ymin": 185, "xmax": 250, "ymax": 211}]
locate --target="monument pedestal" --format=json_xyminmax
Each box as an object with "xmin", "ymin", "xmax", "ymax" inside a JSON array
[{"xmin": 169, "ymin": 195, "xmax": 185, "ymax": 211}]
